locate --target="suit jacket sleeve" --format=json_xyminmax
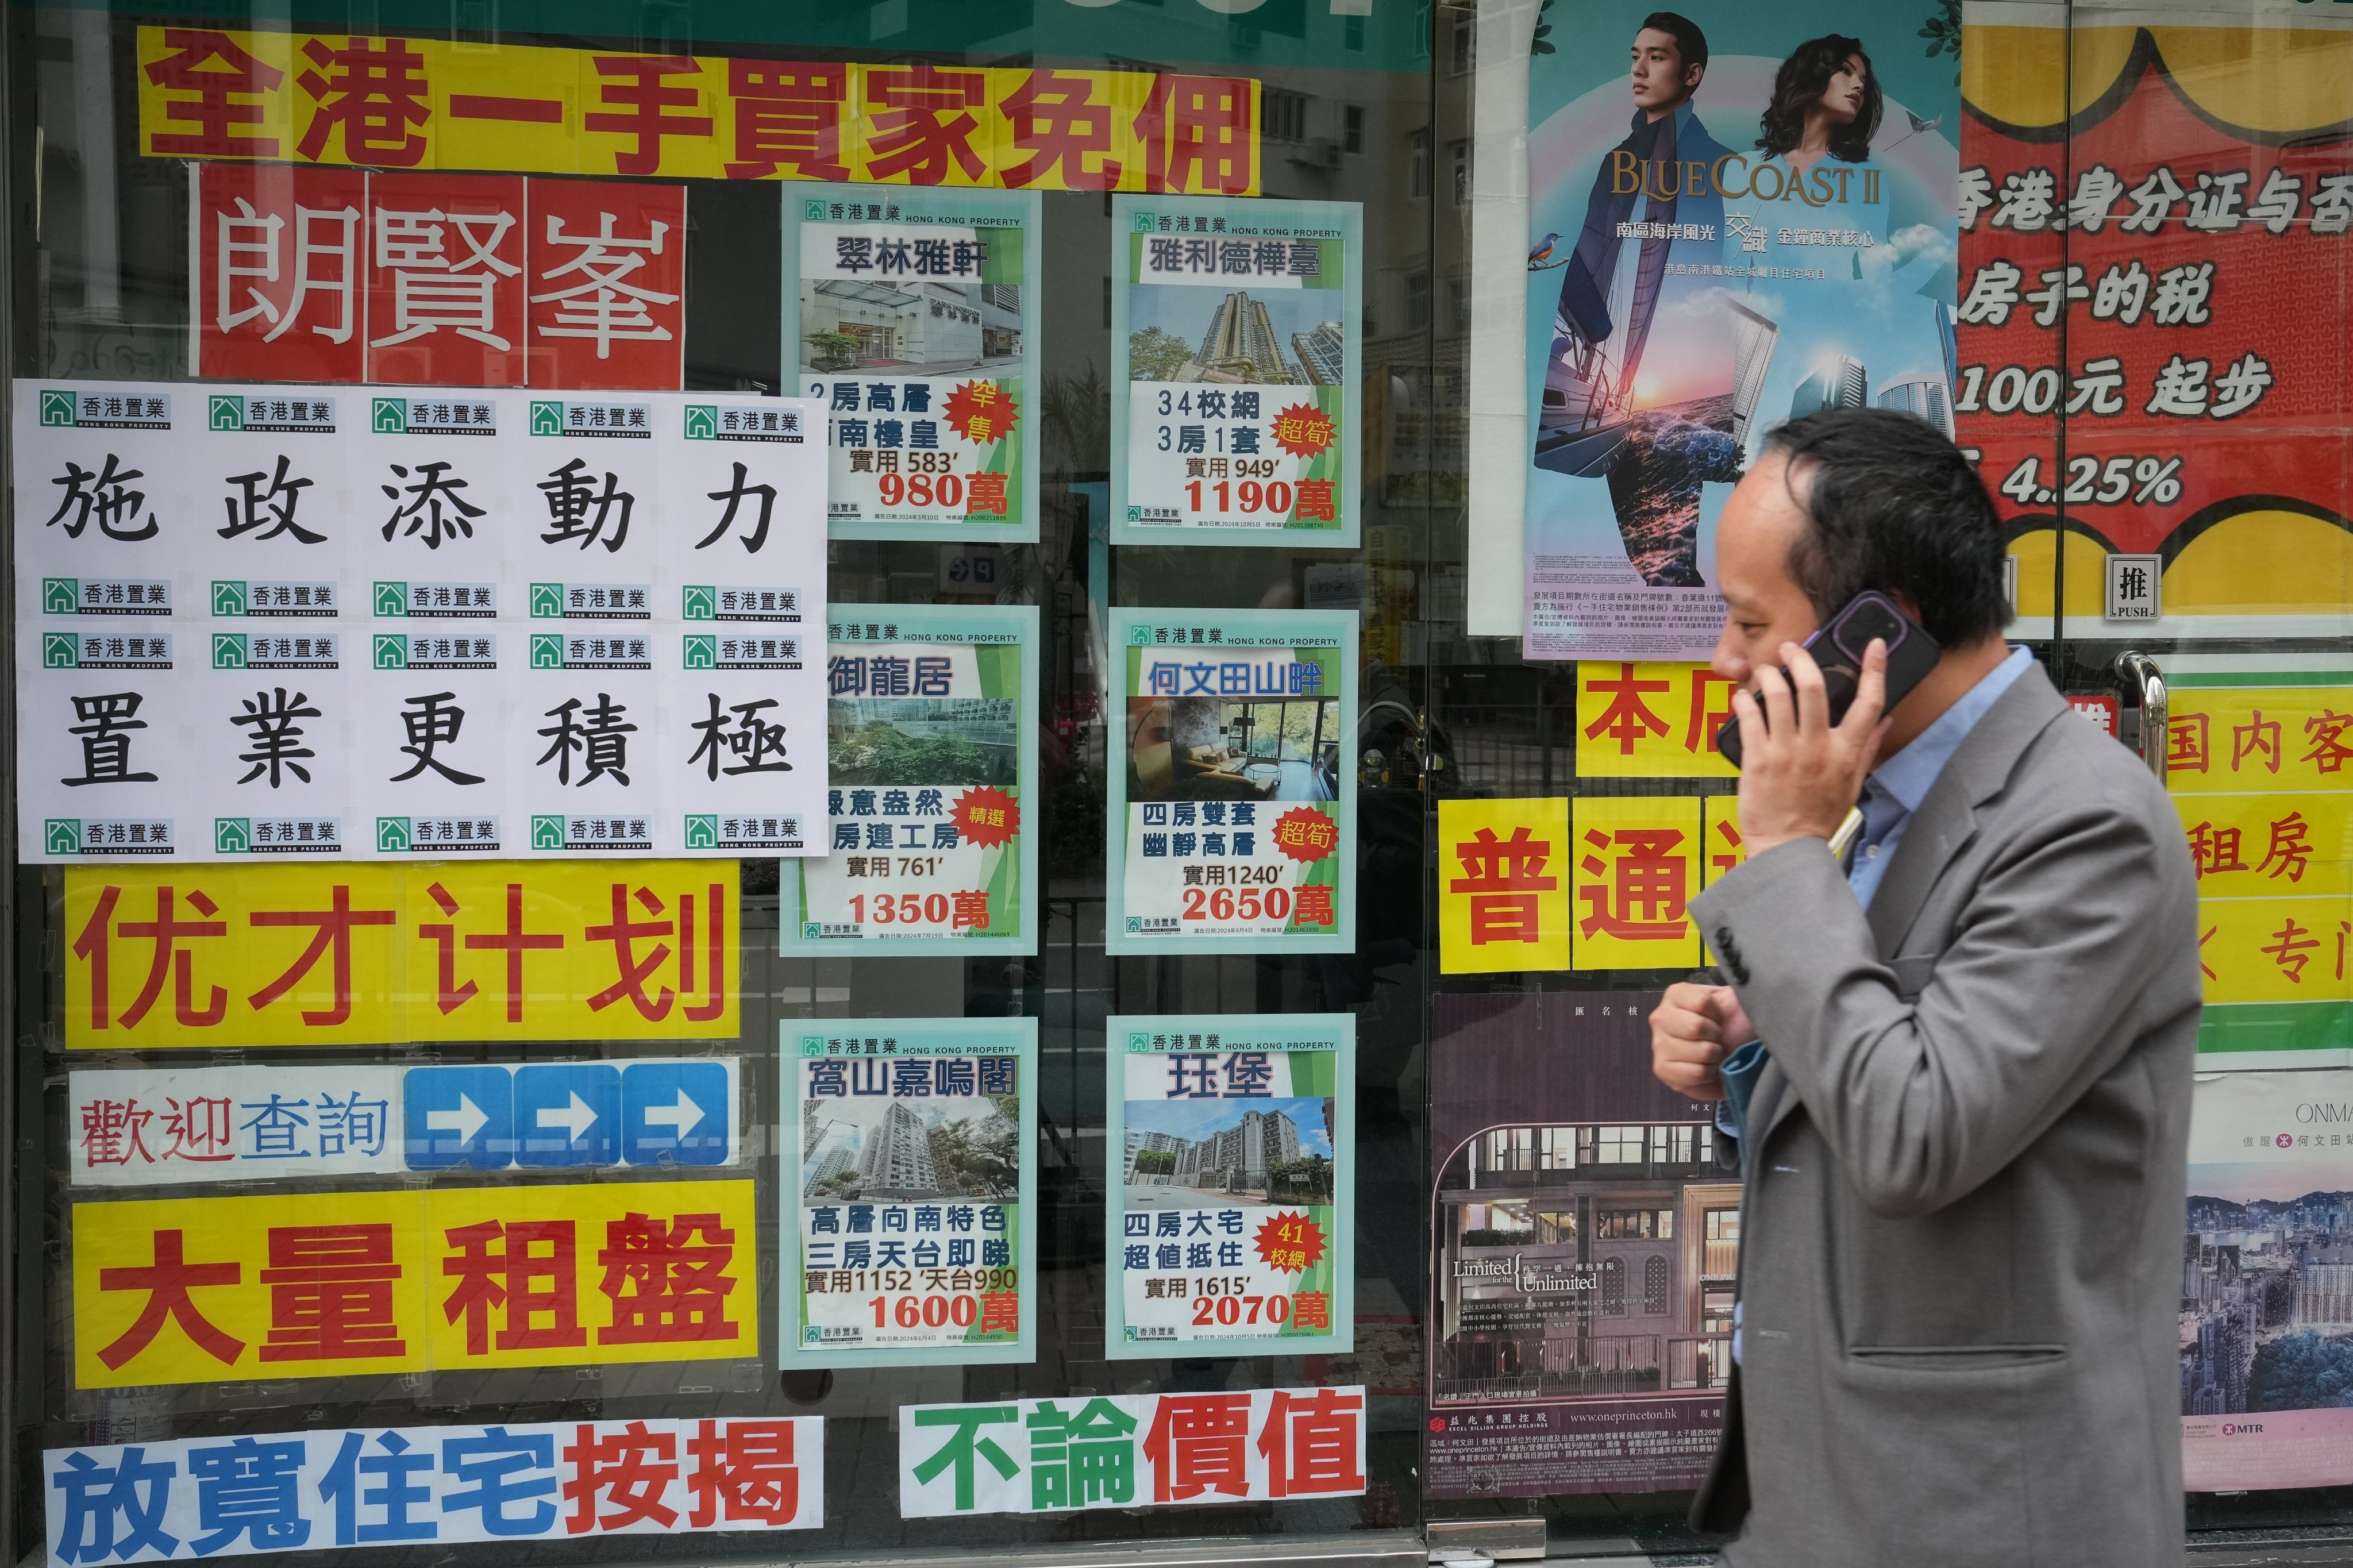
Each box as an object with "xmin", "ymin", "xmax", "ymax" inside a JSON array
[{"xmin": 1688, "ymin": 790, "xmax": 2179, "ymax": 1220}]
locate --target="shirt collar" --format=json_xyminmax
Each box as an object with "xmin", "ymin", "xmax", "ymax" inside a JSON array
[{"xmin": 1868, "ymin": 645, "xmax": 2035, "ymax": 815}]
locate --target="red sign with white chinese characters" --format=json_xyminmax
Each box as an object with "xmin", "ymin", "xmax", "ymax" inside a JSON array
[
  {"xmin": 195, "ymin": 163, "xmax": 369, "ymax": 383},
  {"xmin": 365, "ymin": 172, "xmax": 527, "ymax": 386},
  {"xmin": 526, "ymin": 179, "xmax": 687, "ymax": 390}
]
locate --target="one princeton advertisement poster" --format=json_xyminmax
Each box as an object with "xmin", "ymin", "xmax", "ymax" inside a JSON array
[
  {"xmin": 1427, "ymin": 992, "xmax": 1736, "ymax": 1497},
  {"xmin": 784, "ymin": 605, "xmax": 1039, "ymax": 956},
  {"xmin": 783, "ymin": 184, "xmax": 1042, "ymax": 544},
  {"xmin": 1103, "ymin": 1014, "xmax": 1354, "ymax": 1359},
  {"xmin": 2182, "ymin": 1069, "xmax": 2353, "ymax": 1492},
  {"xmin": 1521, "ymin": 2, "xmax": 1959, "ymax": 657},
  {"xmin": 1107, "ymin": 609, "xmax": 1356, "ymax": 956},
  {"xmin": 1111, "ymin": 196, "xmax": 1361, "ymax": 549},
  {"xmin": 782, "ymin": 1018, "xmax": 1037, "ymax": 1368}
]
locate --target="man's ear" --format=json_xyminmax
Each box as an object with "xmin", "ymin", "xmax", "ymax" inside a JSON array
[
  {"xmin": 1888, "ymin": 590, "xmax": 1925, "ymax": 626},
  {"xmin": 1685, "ymin": 63, "xmax": 1705, "ymax": 91}
]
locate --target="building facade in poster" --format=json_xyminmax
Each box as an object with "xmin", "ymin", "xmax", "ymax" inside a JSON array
[
  {"xmin": 781, "ymin": 1018, "xmax": 1037, "ymax": 1367},
  {"xmin": 1427, "ymin": 992, "xmax": 1735, "ymax": 1498},
  {"xmin": 18, "ymin": 383, "xmax": 824, "ymax": 860},
  {"xmin": 1111, "ymin": 197, "xmax": 1361, "ymax": 548},
  {"xmin": 785, "ymin": 606, "xmax": 1038, "ymax": 954},
  {"xmin": 1103, "ymin": 1014, "xmax": 1353, "ymax": 1358},
  {"xmin": 1107, "ymin": 610, "xmax": 1355, "ymax": 955},
  {"xmin": 1521, "ymin": 3, "xmax": 1959, "ymax": 657},
  {"xmin": 785, "ymin": 186, "xmax": 1041, "ymax": 542}
]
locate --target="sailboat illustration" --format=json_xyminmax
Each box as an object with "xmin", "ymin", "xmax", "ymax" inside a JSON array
[{"xmin": 1533, "ymin": 219, "xmax": 1669, "ymax": 479}]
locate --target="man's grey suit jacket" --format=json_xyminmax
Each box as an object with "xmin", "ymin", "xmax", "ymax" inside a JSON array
[{"xmin": 1687, "ymin": 662, "xmax": 2200, "ymax": 1567}]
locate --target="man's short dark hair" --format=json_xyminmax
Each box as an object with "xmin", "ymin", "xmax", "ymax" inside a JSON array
[
  {"xmin": 1640, "ymin": 11, "xmax": 1708, "ymax": 75},
  {"xmin": 1765, "ymin": 407, "xmax": 2009, "ymax": 650}
]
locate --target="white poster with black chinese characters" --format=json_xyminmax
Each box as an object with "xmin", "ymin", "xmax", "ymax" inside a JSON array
[{"xmin": 14, "ymin": 380, "xmax": 825, "ymax": 860}]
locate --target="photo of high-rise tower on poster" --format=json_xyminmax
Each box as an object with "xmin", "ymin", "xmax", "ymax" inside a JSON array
[{"xmin": 1519, "ymin": 2, "xmax": 1959, "ymax": 657}]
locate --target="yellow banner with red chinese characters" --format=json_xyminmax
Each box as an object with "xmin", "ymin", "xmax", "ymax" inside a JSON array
[
  {"xmin": 1572, "ymin": 797, "xmax": 1702, "ymax": 970},
  {"xmin": 64, "ymin": 861, "xmax": 737, "ymax": 1049},
  {"xmin": 1438, "ymin": 798, "xmax": 1569, "ymax": 974},
  {"xmin": 2193, "ymin": 895, "xmax": 2353, "ymax": 1009},
  {"xmin": 2166, "ymin": 684, "xmax": 2353, "ymax": 795},
  {"xmin": 1574, "ymin": 662, "xmax": 1739, "ymax": 779},
  {"xmin": 72, "ymin": 1178, "xmax": 757, "ymax": 1388},
  {"xmin": 135, "ymin": 29, "xmax": 1259, "ymax": 194}
]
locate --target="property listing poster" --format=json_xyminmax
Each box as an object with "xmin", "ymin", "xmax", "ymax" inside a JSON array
[
  {"xmin": 48, "ymin": 1416, "xmax": 823, "ymax": 1561},
  {"xmin": 1111, "ymin": 195, "xmax": 1361, "ymax": 548},
  {"xmin": 1427, "ymin": 991, "xmax": 1736, "ymax": 1497},
  {"xmin": 784, "ymin": 605, "xmax": 1039, "ymax": 956},
  {"xmin": 783, "ymin": 1018, "xmax": 1037, "ymax": 1368},
  {"xmin": 1103, "ymin": 1013, "xmax": 1354, "ymax": 1359},
  {"xmin": 1957, "ymin": 16, "xmax": 2353, "ymax": 638},
  {"xmin": 17, "ymin": 382, "xmax": 825, "ymax": 860},
  {"xmin": 784, "ymin": 184, "xmax": 1042, "ymax": 543},
  {"xmin": 1522, "ymin": 3, "xmax": 1959, "ymax": 656},
  {"xmin": 2182, "ymin": 1069, "xmax": 2353, "ymax": 1492},
  {"xmin": 1107, "ymin": 609, "xmax": 1356, "ymax": 956}
]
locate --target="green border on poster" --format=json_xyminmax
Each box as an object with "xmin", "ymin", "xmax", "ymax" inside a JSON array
[
  {"xmin": 1106, "ymin": 607, "xmax": 1358, "ymax": 956},
  {"xmin": 782, "ymin": 604, "xmax": 1041, "ymax": 957},
  {"xmin": 779, "ymin": 1016, "xmax": 1039, "ymax": 1369},
  {"xmin": 1109, "ymin": 195, "xmax": 1362, "ymax": 550},
  {"xmin": 1102, "ymin": 1012, "xmax": 1355, "ymax": 1361},
  {"xmin": 783, "ymin": 183, "xmax": 1043, "ymax": 545}
]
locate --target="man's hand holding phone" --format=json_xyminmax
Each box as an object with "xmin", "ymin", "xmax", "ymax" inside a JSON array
[
  {"xmin": 1732, "ymin": 636, "xmax": 1891, "ymax": 857},
  {"xmin": 1650, "ymin": 982, "xmax": 1758, "ymax": 1102}
]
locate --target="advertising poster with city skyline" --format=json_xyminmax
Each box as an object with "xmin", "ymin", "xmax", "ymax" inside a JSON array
[
  {"xmin": 1520, "ymin": 1, "xmax": 1959, "ymax": 657},
  {"xmin": 2182, "ymin": 1069, "xmax": 2353, "ymax": 1492},
  {"xmin": 1103, "ymin": 1013, "xmax": 1354, "ymax": 1359},
  {"xmin": 782, "ymin": 1018, "xmax": 1038, "ymax": 1369}
]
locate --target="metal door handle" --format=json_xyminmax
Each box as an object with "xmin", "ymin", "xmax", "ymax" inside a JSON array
[{"xmin": 2115, "ymin": 651, "xmax": 2166, "ymax": 783}]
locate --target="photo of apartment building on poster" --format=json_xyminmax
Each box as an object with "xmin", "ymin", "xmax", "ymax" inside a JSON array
[{"xmin": 1427, "ymin": 991, "xmax": 1738, "ymax": 1497}]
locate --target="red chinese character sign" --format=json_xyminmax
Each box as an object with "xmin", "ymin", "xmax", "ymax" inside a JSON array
[
  {"xmin": 785, "ymin": 605, "xmax": 1041, "ymax": 957},
  {"xmin": 527, "ymin": 179, "xmax": 686, "ymax": 390},
  {"xmin": 1959, "ymin": 17, "xmax": 2353, "ymax": 638},
  {"xmin": 785, "ymin": 184, "xmax": 1042, "ymax": 542},
  {"xmin": 1439, "ymin": 799, "xmax": 1570, "ymax": 973},
  {"xmin": 897, "ymin": 1386, "xmax": 1365, "ymax": 1516},
  {"xmin": 1571, "ymin": 796, "xmax": 1703, "ymax": 969},
  {"xmin": 45, "ymin": 1417, "xmax": 821, "ymax": 1558},
  {"xmin": 1428, "ymin": 991, "xmax": 1733, "ymax": 1497},
  {"xmin": 783, "ymin": 1019, "xmax": 1037, "ymax": 1368},
  {"xmin": 366, "ymin": 172, "xmax": 527, "ymax": 386},
  {"xmin": 195, "ymin": 165, "xmax": 369, "ymax": 384},
  {"xmin": 1108, "ymin": 610, "xmax": 1356, "ymax": 957},
  {"xmin": 1111, "ymin": 196, "xmax": 1361, "ymax": 549},
  {"xmin": 1103, "ymin": 1014, "xmax": 1354, "ymax": 1359}
]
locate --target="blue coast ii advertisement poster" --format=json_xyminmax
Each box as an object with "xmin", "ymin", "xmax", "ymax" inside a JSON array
[{"xmin": 1521, "ymin": 2, "xmax": 1960, "ymax": 657}]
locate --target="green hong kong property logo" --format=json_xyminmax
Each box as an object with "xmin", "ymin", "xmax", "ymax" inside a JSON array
[
  {"xmin": 683, "ymin": 635, "xmax": 715, "ymax": 669},
  {"xmin": 803, "ymin": 199, "xmax": 827, "ymax": 221},
  {"xmin": 532, "ymin": 815, "xmax": 567, "ymax": 850},
  {"xmin": 530, "ymin": 401, "xmax": 564, "ymax": 436},
  {"xmin": 43, "ymin": 633, "xmax": 78, "ymax": 669},
  {"xmin": 212, "ymin": 634, "xmax": 249, "ymax": 669},
  {"xmin": 683, "ymin": 585, "xmax": 716, "ymax": 619},
  {"xmin": 684, "ymin": 405, "xmax": 717, "ymax": 440},
  {"xmin": 372, "ymin": 398, "xmax": 408, "ymax": 433},
  {"xmin": 44, "ymin": 579, "xmax": 79, "ymax": 615},
  {"xmin": 376, "ymin": 817, "xmax": 413, "ymax": 852},
  {"xmin": 44, "ymin": 820, "xmax": 82, "ymax": 856},
  {"xmin": 213, "ymin": 581, "xmax": 248, "ymax": 617},
  {"xmin": 215, "ymin": 819, "xmax": 251, "ymax": 854},
  {"xmin": 39, "ymin": 390, "xmax": 76, "ymax": 426},
  {"xmin": 375, "ymin": 581, "xmax": 410, "ymax": 617},
  {"xmin": 530, "ymin": 583, "xmax": 565, "ymax": 618},
  {"xmin": 529, "ymin": 634, "xmax": 564, "ymax": 669},
  {"xmin": 373, "ymin": 635, "xmax": 409, "ymax": 670},
  {"xmin": 684, "ymin": 815, "xmax": 718, "ymax": 849},
  {"xmin": 208, "ymin": 395, "xmax": 244, "ymax": 431}
]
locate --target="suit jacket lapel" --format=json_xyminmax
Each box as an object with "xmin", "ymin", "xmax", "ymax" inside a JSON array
[{"xmin": 1753, "ymin": 663, "xmax": 2071, "ymax": 1152}]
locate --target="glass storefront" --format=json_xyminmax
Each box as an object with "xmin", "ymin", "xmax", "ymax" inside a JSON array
[{"xmin": 5, "ymin": 0, "xmax": 2351, "ymax": 1559}]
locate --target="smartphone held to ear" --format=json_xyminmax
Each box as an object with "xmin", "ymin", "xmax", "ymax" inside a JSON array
[{"xmin": 1716, "ymin": 590, "xmax": 1942, "ymax": 768}]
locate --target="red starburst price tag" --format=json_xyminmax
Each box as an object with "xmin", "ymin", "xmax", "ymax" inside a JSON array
[
  {"xmin": 1270, "ymin": 402, "xmax": 1335, "ymax": 459},
  {"xmin": 943, "ymin": 380, "xmax": 1020, "ymax": 446},
  {"xmin": 952, "ymin": 785, "xmax": 1022, "ymax": 849},
  {"xmin": 1253, "ymin": 1210, "xmax": 1328, "ymax": 1273},
  {"xmin": 1272, "ymin": 806, "xmax": 1337, "ymax": 863}
]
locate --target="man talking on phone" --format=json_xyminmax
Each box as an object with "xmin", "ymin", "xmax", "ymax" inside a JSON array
[{"xmin": 1652, "ymin": 407, "xmax": 2200, "ymax": 1566}]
